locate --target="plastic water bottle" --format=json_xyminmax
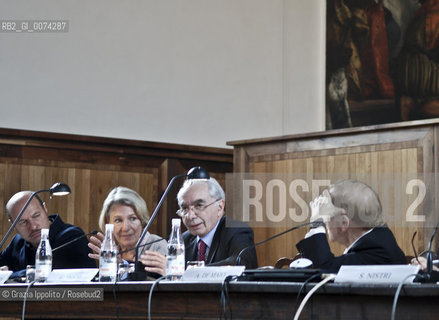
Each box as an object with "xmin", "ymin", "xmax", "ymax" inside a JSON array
[
  {"xmin": 35, "ymin": 228, "xmax": 52, "ymax": 282},
  {"xmin": 166, "ymin": 218, "xmax": 185, "ymax": 280},
  {"xmin": 99, "ymin": 224, "xmax": 118, "ymax": 282}
]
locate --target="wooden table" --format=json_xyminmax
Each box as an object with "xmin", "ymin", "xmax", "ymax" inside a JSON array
[{"xmin": 0, "ymin": 280, "xmax": 438, "ymax": 319}]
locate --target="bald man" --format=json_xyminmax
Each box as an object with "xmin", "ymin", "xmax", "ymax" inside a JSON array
[{"xmin": 0, "ymin": 191, "xmax": 95, "ymax": 279}]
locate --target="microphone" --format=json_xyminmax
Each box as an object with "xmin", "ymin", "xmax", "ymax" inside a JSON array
[
  {"xmin": 425, "ymin": 220, "xmax": 439, "ymax": 279},
  {"xmin": 130, "ymin": 166, "xmax": 210, "ymax": 280},
  {"xmin": 52, "ymin": 230, "xmax": 98, "ymax": 253},
  {"xmin": 236, "ymin": 220, "xmax": 323, "ymax": 266},
  {"xmin": 0, "ymin": 183, "xmax": 71, "ymax": 251},
  {"xmin": 118, "ymin": 237, "xmax": 166, "ymax": 255},
  {"xmin": 116, "ymin": 237, "xmax": 167, "ymax": 281}
]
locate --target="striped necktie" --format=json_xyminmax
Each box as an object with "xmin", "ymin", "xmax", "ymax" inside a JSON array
[{"xmin": 198, "ymin": 240, "xmax": 207, "ymax": 262}]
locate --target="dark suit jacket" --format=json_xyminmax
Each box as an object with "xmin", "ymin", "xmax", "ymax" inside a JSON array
[
  {"xmin": 0, "ymin": 214, "xmax": 96, "ymax": 278},
  {"xmin": 183, "ymin": 216, "xmax": 258, "ymax": 269},
  {"xmin": 296, "ymin": 225, "xmax": 406, "ymax": 272}
]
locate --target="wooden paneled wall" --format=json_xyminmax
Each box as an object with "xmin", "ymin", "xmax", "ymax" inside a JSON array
[
  {"xmin": 229, "ymin": 120, "xmax": 439, "ymax": 267},
  {"xmin": 0, "ymin": 128, "xmax": 233, "ymax": 243}
]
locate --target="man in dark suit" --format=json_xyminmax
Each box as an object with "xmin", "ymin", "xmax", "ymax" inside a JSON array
[
  {"xmin": 176, "ymin": 177, "xmax": 258, "ymax": 269},
  {"xmin": 296, "ymin": 180, "xmax": 406, "ymax": 272},
  {"xmin": 0, "ymin": 191, "xmax": 96, "ymax": 279}
]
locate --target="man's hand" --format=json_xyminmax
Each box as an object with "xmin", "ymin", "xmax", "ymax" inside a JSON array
[
  {"xmin": 310, "ymin": 189, "xmax": 344, "ymax": 223},
  {"xmin": 88, "ymin": 232, "xmax": 104, "ymax": 260},
  {"xmin": 411, "ymin": 256, "xmax": 439, "ymax": 272},
  {"xmin": 139, "ymin": 251, "xmax": 166, "ymax": 276}
]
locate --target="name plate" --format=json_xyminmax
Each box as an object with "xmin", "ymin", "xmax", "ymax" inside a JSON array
[
  {"xmin": 46, "ymin": 268, "xmax": 99, "ymax": 283},
  {"xmin": 335, "ymin": 265, "xmax": 420, "ymax": 284},
  {"xmin": 181, "ymin": 266, "xmax": 245, "ymax": 282},
  {"xmin": 0, "ymin": 271, "xmax": 12, "ymax": 284}
]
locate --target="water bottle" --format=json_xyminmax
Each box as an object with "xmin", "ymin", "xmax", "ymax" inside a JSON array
[
  {"xmin": 35, "ymin": 228, "xmax": 52, "ymax": 282},
  {"xmin": 166, "ymin": 218, "xmax": 185, "ymax": 280},
  {"xmin": 99, "ymin": 224, "xmax": 118, "ymax": 282}
]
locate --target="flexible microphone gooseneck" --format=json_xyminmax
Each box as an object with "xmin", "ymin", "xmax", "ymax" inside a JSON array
[
  {"xmin": 425, "ymin": 220, "xmax": 439, "ymax": 279},
  {"xmin": 52, "ymin": 230, "xmax": 98, "ymax": 253},
  {"xmin": 130, "ymin": 167, "xmax": 210, "ymax": 280},
  {"xmin": 118, "ymin": 237, "xmax": 166, "ymax": 256},
  {"xmin": 0, "ymin": 183, "xmax": 71, "ymax": 251},
  {"xmin": 235, "ymin": 220, "xmax": 324, "ymax": 266}
]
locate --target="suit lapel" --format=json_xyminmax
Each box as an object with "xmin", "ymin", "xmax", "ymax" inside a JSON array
[
  {"xmin": 185, "ymin": 235, "xmax": 198, "ymax": 262},
  {"xmin": 206, "ymin": 216, "xmax": 226, "ymax": 264}
]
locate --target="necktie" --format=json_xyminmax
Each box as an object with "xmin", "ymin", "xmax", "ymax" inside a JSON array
[{"xmin": 198, "ymin": 240, "xmax": 207, "ymax": 262}]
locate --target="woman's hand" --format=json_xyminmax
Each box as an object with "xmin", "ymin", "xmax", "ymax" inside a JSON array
[
  {"xmin": 139, "ymin": 250, "xmax": 167, "ymax": 276},
  {"xmin": 88, "ymin": 232, "xmax": 104, "ymax": 260}
]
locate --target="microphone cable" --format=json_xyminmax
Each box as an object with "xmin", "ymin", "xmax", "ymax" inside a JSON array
[
  {"xmin": 390, "ymin": 273, "xmax": 423, "ymax": 320},
  {"xmin": 290, "ymin": 273, "xmax": 323, "ymax": 320},
  {"xmin": 21, "ymin": 280, "xmax": 36, "ymax": 320},
  {"xmin": 220, "ymin": 275, "xmax": 239, "ymax": 320},
  {"xmin": 148, "ymin": 275, "xmax": 169, "ymax": 320},
  {"xmin": 21, "ymin": 230, "xmax": 99, "ymax": 319},
  {"xmin": 112, "ymin": 276, "xmax": 121, "ymax": 320},
  {"xmin": 292, "ymin": 273, "xmax": 336, "ymax": 320}
]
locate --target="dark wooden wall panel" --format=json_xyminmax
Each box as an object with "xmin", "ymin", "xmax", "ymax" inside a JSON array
[{"xmin": 0, "ymin": 128, "xmax": 233, "ymax": 243}]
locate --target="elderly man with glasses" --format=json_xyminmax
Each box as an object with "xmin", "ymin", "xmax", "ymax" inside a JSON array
[
  {"xmin": 141, "ymin": 177, "xmax": 258, "ymax": 273},
  {"xmin": 296, "ymin": 180, "xmax": 406, "ymax": 272},
  {"xmin": 176, "ymin": 177, "xmax": 258, "ymax": 269}
]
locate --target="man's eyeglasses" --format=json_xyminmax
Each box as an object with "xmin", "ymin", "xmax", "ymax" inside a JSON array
[{"xmin": 176, "ymin": 199, "xmax": 221, "ymax": 218}]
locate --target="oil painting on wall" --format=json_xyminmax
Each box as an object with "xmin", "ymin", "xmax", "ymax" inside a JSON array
[{"xmin": 326, "ymin": 0, "xmax": 439, "ymax": 129}]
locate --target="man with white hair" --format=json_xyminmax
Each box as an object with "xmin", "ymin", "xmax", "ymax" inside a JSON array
[
  {"xmin": 296, "ymin": 180, "xmax": 406, "ymax": 272},
  {"xmin": 177, "ymin": 177, "xmax": 258, "ymax": 269}
]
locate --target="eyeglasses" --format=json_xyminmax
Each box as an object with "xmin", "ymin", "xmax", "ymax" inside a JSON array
[{"xmin": 176, "ymin": 199, "xmax": 221, "ymax": 218}]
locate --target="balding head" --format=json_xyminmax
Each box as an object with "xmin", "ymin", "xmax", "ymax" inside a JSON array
[{"xmin": 6, "ymin": 191, "xmax": 50, "ymax": 247}]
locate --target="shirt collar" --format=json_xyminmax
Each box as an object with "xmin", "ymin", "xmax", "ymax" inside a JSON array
[{"xmin": 197, "ymin": 218, "xmax": 221, "ymax": 248}]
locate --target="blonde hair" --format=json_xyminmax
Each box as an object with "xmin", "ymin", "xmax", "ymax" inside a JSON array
[{"xmin": 98, "ymin": 187, "xmax": 150, "ymax": 231}]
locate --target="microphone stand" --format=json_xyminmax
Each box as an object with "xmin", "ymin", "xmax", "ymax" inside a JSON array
[
  {"xmin": 426, "ymin": 220, "xmax": 439, "ymax": 279},
  {"xmin": 130, "ymin": 173, "xmax": 188, "ymax": 280},
  {"xmin": 236, "ymin": 221, "xmax": 322, "ymax": 266},
  {"xmin": 52, "ymin": 230, "xmax": 98, "ymax": 253},
  {"xmin": 128, "ymin": 166, "xmax": 210, "ymax": 280}
]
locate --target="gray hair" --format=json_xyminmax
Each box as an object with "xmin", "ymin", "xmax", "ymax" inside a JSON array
[
  {"xmin": 328, "ymin": 180, "xmax": 384, "ymax": 228},
  {"xmin": 177, "ymin": 178, "xmax": 225, "ymax": 206},
  {"xmin": 99, "ymin": 186, "xmax": 150, "ymax": 232}
]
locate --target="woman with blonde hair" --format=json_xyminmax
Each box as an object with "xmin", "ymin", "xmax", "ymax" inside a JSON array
[{"xmin": 88, "ymin": 186, "xmax": 167, "ymax": 276}]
